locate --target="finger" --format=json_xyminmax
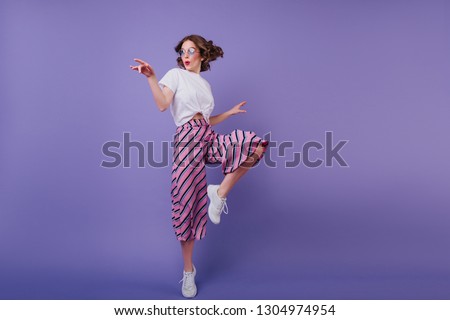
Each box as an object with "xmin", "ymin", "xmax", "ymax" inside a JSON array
[
  {"xmin": 138, "ymin": 65, "xmax": 142, "ymax": 73},
  {"xmin": 134, "ymin": 58, "xmax": 147, "ymax": 65}
]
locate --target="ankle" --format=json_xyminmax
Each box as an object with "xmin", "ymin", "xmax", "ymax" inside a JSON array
[{"xmin": 217, "ymin": 187, "xmax": 226, "ymax": 199}]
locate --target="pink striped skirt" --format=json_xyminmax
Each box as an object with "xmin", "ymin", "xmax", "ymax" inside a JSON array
[{"xmin": 171, "ymin": 118, "xmax": 269, "ymax": 241}]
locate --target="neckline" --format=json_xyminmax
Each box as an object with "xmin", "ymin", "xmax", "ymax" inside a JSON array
[{"xmin": 181, "ymin": 69, "xmax": 201, "ymax": 77}]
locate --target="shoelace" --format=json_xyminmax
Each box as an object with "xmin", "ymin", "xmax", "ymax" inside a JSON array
[
  {"xmin": 179, "ymin": 271, "xmax": 195, "ymax": 289},
  {"xmin": 217, "ymin": 198, "xmax": 229, "ymax": 216}
]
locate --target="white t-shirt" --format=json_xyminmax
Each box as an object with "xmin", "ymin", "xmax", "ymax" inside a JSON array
[{"xmin": 158, "ymin": 68, "xmax": 215, "ymax": 126}]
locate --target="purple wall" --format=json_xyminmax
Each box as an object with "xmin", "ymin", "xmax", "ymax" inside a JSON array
[{"xmin": 1, "ymin": 0, "xmax": 449, "ymax": 299}]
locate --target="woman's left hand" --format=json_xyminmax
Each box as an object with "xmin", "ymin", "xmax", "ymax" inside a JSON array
[{"xmin": 228, "ymin": 101, "xmax": 247, "ymax": 116}]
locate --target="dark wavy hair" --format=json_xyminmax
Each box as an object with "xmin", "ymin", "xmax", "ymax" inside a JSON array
[{"xmin": 175, "ymin": 35, "xmax": 224, "ymax": 72}]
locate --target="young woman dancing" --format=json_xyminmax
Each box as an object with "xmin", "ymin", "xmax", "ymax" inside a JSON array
[{"xmin": 130, "ymin": 34, "xmax": 268, "ymax": 298}]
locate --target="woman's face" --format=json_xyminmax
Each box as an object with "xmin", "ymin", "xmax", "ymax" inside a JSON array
[{"xmin": 180, "ymin": 40, "xmax": 203, "ymax": 73}]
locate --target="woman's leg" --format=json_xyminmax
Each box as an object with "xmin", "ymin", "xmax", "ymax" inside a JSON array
[
  {"xmin": 179, "ymin": 238, "xmax": 197, "ymax": 298},
  {"xmin": 217, "ymin": 144, "xmax": 266, "ymax": 198},
  {"xmin": 180, "ymin": 239, "xmax": 195, "ymax": 272}
]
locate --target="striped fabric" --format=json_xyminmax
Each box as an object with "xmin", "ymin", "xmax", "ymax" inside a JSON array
[{"xmin": 171, "ymin": 118, "xmax": 269, "ymax": 241}]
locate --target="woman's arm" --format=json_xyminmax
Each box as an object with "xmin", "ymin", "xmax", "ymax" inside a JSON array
[
  {"xmin": 209, "ymin": 101, "xmax": 247, "ymax": 126},
  {"xmin": 146, "ymin": 77, "xmax": 174, "ymax": 112},
  {"xmin": 209, "ymin": 111, "xmax": 231, "ymax": 126},
  {"xmin": 130, "ymin": 58, "xmax": 173, "ymax": 112}
]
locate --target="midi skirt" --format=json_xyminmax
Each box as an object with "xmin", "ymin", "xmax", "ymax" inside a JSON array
[{"xmin": 170, "ymin": 118, "xmax": 269, "ymax": 241}]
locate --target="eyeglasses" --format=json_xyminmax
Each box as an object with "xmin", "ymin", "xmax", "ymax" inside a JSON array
[{"xmin": 178, "ymin": 47, "xmax": 198, "ymax": 57}]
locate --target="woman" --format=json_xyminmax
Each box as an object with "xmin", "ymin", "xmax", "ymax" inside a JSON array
[{"xmin": 130, "ymin": 35, "xmax": 268, "ymax": 298}]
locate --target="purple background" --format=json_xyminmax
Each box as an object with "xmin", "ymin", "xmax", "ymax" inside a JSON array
[{"xmin": 1, "ymin": 0, "xmax": 449, "ymax": 299}]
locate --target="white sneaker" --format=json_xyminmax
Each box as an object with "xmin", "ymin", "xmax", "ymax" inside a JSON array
[
  {"xmin": 179, "ymin": 265, "xmax": 197, "ymax": 298},
  {"xmin": 207, "ymin": 185, "xmax": 228, "ymax": 224}
]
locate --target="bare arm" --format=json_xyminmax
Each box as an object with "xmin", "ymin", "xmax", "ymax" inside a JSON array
[
  {"xmin": 130, "ymin": 58, "xmax": 173, "ymax": 112},
  {"xmin": 209, "ymin": 101, "xmax": 247, "ymax": 126}
]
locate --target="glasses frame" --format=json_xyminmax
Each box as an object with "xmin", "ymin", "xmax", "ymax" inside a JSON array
[{"xmin": 178, "ymin": 47, "xmax": 199, "ymax": 58}]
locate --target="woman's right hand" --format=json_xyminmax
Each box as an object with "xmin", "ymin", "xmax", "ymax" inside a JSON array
[{"xmin": 130, "ymin": 58, "xmax": 155, "ymax": 78}]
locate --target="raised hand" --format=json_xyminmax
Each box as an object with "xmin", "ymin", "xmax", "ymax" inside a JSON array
[
  {"xmin": 228, "ymin": 101, "xmax": 247, "ymax": 116},
  {"xmin": 130, "ymin": 58, "xmax": 155, "ymax": 78}
]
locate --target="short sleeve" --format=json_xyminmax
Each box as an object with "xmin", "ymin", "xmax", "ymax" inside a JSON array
[{"xmin": 158, "ymin": 68, "xmax": 179, "ymax": 94}]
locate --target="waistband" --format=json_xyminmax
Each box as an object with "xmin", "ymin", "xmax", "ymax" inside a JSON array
[{"xmin": 176, "ymin": 118, "xmax": 210, "ymax": 132}]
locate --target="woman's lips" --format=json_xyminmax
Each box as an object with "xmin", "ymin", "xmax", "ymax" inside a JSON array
[{"xmin": 185, "ymin": 61, "xmax": 190, "ymax": 66}]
